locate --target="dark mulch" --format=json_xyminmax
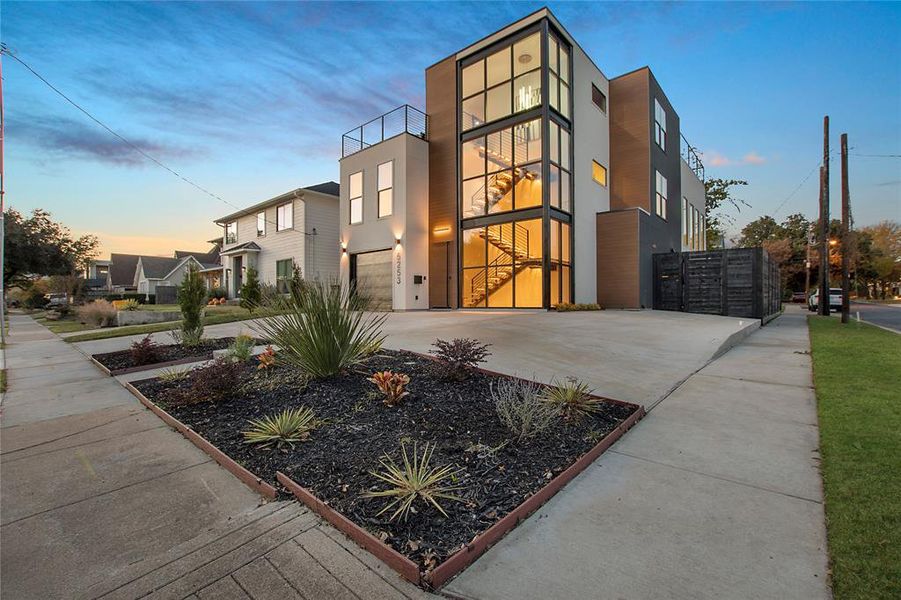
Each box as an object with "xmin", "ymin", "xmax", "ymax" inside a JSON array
[
  {"xmin": 133, "ymin": 350, "xmax": 637, "ymax": 572},
  {"xmin": 93, "ymin": 337, "xmax": 265, "ymax": 371}
]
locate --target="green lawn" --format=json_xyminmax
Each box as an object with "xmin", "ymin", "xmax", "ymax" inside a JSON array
[
  {"xmin": 63, "ymin": 305, "xmax": 257, "ymax": 343},
  {"xmin": 808, "ymin": 316, "xmax": 900, "ymax": 600},
  {"xmin": 0, "ymin": 369, "xmax": 6, "ymax": 393}
]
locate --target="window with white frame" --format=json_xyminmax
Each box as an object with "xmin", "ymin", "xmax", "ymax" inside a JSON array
[
  {"xmin": 225, "ymin": 221, "xmax": 237, "ymax": 244},
  {"xmin": 654, "ymin": 98, "xmax": 666, "ymax": 150},
  {"xmin": 276, "ymin": 202, "xmax": 293, "ymax": 231},
  {"xmin": 349, "ymin": 171, "xmax": 363, "ymax": 224},
  {"xmin": 377, "ymin": 161, "xmax": 393, "ymax": 218},
  {"xmin": 655, "ymin": 171, "xmax": 667, "ymax": 219},
  {"xmin": 257, "ymin": 212, "xmax": 266, "ymax": 237}
]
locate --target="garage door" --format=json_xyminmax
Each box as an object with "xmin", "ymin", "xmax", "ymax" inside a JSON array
[{"xmin": 353, "ymin": 250, "xmax": 392, "ymax": 311}]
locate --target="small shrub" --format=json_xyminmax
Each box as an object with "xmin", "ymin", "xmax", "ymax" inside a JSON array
[
  {"xmin": 257, "ymin": 345, "xmax": 277, "ymax": 371},
  {"xmin": 227, "ymin": 334, "xmax": 255, "ymax": 362},
  {"xmin": 171, "ymin": 358, "xmax": 242, "ymax": 405},
  {"xmin": 368, "ymin": 371, "xmax": 410, "ymax": 406},
  {"xmin": 177, "ymin": 266, "xmax": 206, "ymax": 347},
  {"xmin": 158, "ymin": 367, "xmax": 190, "ymax": 382},
  {"xmin": 362, "ymin": 442, "xmax": 464, "ymax": 522},
  {"xmin": 542, "ymin": 377, "xmax": 600, "ymax": 422},
  {"xmin": 208, "ymin": 287, "xmax": 227, "ymax": 300},
  {"xmin": 253, "ymin": 281, "xmax": 387, "ymax": 379},
  {"xmin": 112, "ymin": 299, "xmax": 140, "ymax": 311},
  {"xmin": 555, "ymin": 303, "xmax": 603, "ymax": 312},
  {"xmin": 493, "ymin": 377, "xmax": 558, "ymax": 443},
  {"xmin": 240, "ymin": 266, "xmax": 262, "ymax": 314},
  {"xmin": 429, "ymin": 338, "xmax": 491, "ymax": 380},
  {"xmin": 243, "ymin": 406, "xmax": 318, "ymax": 449},
  {"xmin": 130, "ymin": 334, "xmax": 160, "ymax": 366},
  {"xmin": 76, "ymin": 299, "xmax": 117, "ymax": 327}
]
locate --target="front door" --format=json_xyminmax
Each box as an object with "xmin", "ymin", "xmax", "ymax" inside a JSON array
[
  {"xmin": 430, "ymin": 242, "xmax": 450, "ymax": 308},
  {"xmin": 234, "ymin": 256, "xmax": 243, "ymax": 296}
]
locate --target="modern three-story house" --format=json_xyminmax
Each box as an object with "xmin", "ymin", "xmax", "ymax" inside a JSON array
[{"xmin": 338, "ymin": 8, "xmax": 707, "ymax": 311}]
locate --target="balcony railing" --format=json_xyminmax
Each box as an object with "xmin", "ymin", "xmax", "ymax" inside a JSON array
[
  {"xmin": 680, "ymin": 133, "xmax": 705, "ymax": 182},
  {"xmin": 341, "ymin": 105, "xmax": 429, "ymax": 158}
]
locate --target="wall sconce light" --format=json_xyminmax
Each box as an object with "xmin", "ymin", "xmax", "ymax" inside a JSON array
[
  {"xmin": 340, "ymin": 241, "xmax": 347, "ymax": 253},
  {"xmin": 395, "ymin": 237, "xmax": 402, "ymax": 247},
  {"xmin": 433, "ymin": 226, "xmax": 451, "ymax": 235}
]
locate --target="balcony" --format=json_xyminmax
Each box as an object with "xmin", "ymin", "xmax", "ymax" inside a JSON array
[
  {"xmin": 341, "ymin": 105, "xmax": 429, "ymax": 158},
  {"xmin": 680, "ymin": 134, "xmax": 705, "ymax": 182}
]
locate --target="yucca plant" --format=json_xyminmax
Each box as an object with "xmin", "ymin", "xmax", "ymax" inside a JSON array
[
  {"xmin": 541, "ymin": 377, "xmax": 600, "ymax": 421},
  {"xmin": 253, "ymin": 281, "xmax": 387, "ymax": 378},
  {"xmin": 368, "ymin": 371, "xmax": 410, "ymax": 406},
  {"xmin": 362, "ymin": 442, "xmax": 464, "ymax": 522},
  {"xmin": 158, "ymin": 367, "xmax": 190, "ymax": 382},
  {"xmin": 242, "ymin": 406, "xmax": 318, "ymax": 449}
]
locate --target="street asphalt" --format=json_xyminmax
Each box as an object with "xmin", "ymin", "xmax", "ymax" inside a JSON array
[{"xmin": 850, "ymin": 301, "xmax": 901, "ymax": 332}]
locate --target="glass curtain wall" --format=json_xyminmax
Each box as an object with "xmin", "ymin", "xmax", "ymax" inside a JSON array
[{"xmin": 459, "ymin": 24, "xmax": 572, "ymax": 308}]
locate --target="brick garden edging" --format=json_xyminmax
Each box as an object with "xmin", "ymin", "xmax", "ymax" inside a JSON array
[{"xmin": 123, "ymin": 380, "xmax": 278, "ymax": 499}]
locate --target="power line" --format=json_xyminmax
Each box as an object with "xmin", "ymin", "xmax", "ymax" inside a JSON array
[
  {"xmin": 849, "ymin": 153, "xmax": 901, "ymax": 158},
  {"xmin": 0, "ymin": 44, "xmax": 294, "ymax": 233}
]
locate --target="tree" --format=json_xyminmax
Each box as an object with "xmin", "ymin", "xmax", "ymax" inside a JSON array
[
  {"xmin": 858, "ymin": 220, "xmax": 901, "ymax": 298},
  {"xmin": 704, "ymin": 178, "xmax": 749, "ymax": 248},
  {"xmin": 3, "ymin": 208, "xmax": 99, "ymax": 286},
  {"xmin": 738, "ymin": 215, "xmax": 783, "ymax": 247},
  {"xmin": 239, "ymin": 266, "xmax": 262, "ymax": 313},
  {"xmin": 177, "ymin": 266, "xmax": 207, "ymax": 346}
]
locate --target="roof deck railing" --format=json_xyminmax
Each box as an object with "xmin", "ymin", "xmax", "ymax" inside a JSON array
[
  {"xmin": 680, "ymin": 133, "xmax": 705, "ymax": 182},
  {"xmin": 341, "ymin": 104, "xmax": 429, "ymax": 158}
]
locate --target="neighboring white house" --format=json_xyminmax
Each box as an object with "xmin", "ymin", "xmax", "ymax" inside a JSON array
[
  {"xmin": 134, "ymin": 255, "xmax": 216, "ymax": 297},
  {"xmin": 214, "ymin": 182, "xmax": 340, "ymax": 298}
]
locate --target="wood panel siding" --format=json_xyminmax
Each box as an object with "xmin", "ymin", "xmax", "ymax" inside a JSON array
[
  {"xmin": 597, "ymin": 209, "xmax": 640, "ymax": 308},
  {"xmin": 426, "ymin": 56, "xmax": 458, "ymax": 308},
  {"xmin": 609, "ymin": 70, "xmax": 650, "ymax": 213}
]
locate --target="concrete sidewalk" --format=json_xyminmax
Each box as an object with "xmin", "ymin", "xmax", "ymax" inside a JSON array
[
  {"xmin": 0, "ymin": 314, "xmax": 429, "ymax": 600},
  {"xmin": 445, "ymin": 307, "xmax": 831, "ymax": 600}
]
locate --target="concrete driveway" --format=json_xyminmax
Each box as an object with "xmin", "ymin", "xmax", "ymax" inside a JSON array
[{"xmin": 75, "ymin": 309, "xmax": 757, "ymax": 409}]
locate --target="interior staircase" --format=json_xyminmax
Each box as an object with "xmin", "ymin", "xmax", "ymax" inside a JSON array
[{"xmin": 468, "ymin": 222, "xmax": 541, "ymax": 307}]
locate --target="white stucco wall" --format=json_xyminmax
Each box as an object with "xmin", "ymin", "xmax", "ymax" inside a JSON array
[
  {"xmin": 339, "ymin": 133, "xmax": 430, "ymax": 310},
  {"xmin": 572, "ymin": 45, "xmax": 610, "ymax": 304}
]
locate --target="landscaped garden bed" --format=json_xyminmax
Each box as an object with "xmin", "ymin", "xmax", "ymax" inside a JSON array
[
  {"xmin": 131, "ymin": 345, "xmax": 642, "ymax": 587},
  {"xmin": 91, "ymin": 335, "xmax": 264, "ymax": 375}
]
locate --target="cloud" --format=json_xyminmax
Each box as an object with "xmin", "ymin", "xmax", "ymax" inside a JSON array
[
  {"xmin": 8, "ymin": 115, "xmax": 197, "ymax": 166},
  {"xmin": 701, "ymin": 150, "xmax": 767, "ymax": 167}
]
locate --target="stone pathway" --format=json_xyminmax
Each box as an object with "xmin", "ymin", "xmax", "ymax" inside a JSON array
[{"xmin": 0, "ymin": 313, "xmax": 429, "ymax": 600}]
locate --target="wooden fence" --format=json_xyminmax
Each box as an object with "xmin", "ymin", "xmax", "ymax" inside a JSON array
[{"xmin": 653, "ymin": 248, "xmax": 781, "ymax": 321}]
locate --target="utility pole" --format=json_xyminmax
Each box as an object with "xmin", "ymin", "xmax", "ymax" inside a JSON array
[
  {"xmin": 840, "ymin": 133, "xmax": 850, "ymax": 324},
  {"xmin": 0, "ymin": 52, "xmax": 6, "ymax": 347},
  {"xmin": 805, "ymin": 223, "xmax": 813, "ymax": 299},
  {"xmin": 818, "ymin": 116, "xmax": 830, "ymax": 316}
]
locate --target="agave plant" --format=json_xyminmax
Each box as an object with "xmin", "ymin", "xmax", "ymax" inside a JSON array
[
  {"xmin": 368, "ymin": 371, "xmax": 410, "ymax": 406},
  {"xmin": 541, "ymin": 377, "xmax": 600, "ymax": 421},
  {"xmin": 253, "ymin": 281, "xmax": 387, "ymax": 378},
  {"xmin": 158, "ymin": 367, "xmax": 190, "ymax": 382},
  {"xmin": 242, "ymin": 406, "xmax": 318, "ymax": 449},
  {"xmin": 362, "ymin": 442, "xmax": 464, "ymax": 522}
]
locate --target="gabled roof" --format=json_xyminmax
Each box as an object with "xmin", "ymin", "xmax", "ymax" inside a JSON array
[
  {"xmin": 109, "ymin": 253, "xmax": 142, "ymax": 286},
  {"xmin": 175, "ymin": 249, "xmax": 220, "ymax": 264},
  {"xmin": 139, "ymin": 256, "xmax": 183, "ymax": 279},
  {"xmin": 220, "ymin": 241, "xmax": 262, "ymax": 256},
  {"xmin": 215, "ymin": 182, "xmax": 339, "ymax": 224}
]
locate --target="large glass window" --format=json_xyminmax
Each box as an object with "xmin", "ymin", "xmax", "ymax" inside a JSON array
[
  {"xmin": 461, "ymin": 118, "xmax": 542, "ymax": 218},
  {"xmin": 592, "ymin": 160, "xmax": 607, "ymax": 187},
  {"xmin": 461, "ymin": 218, "xmax": 543, "ymax": 308},
  {"xmin": 276, "ymin": 202, "xmax": 293, "ymax": 231},
  {"xmin": 461, "ymin": 32, "xmax": 542, "ymax": 131},
  {"xmin": 549, "ymin": 219, "xmax": 572, "ymax": 306},
  {"xmin": 655, "ymin": 171, "xmax": 667, "ymax": 219},
  {"xmin": 549, "ymin": 120, "xmax": 572, "ymax": 213},
  {"xmin": 682, "ymin": 197, "xmax": 689, "ymax": 246},
  {"xmin": 349, "ymin": 171, "xmax": 363, "ymax": 224},
  {"xmin": 548, "ymin": 33, "xmax": 571, "ymax": 120},
  {"xmin": 654, "ymin": 99, "xmax": 667, "ymax": 150},
  {"xmin": 377, "ymin": 161, "xmax": 393, "ymax": 218}
]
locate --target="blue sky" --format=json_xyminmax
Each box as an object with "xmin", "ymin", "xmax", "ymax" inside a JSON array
[{"xmin": 4, "ymin": 1, "xmax": 900, "ymax": 255}]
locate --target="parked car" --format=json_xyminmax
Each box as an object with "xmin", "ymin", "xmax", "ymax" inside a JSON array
[
  {"xmin": 791, "ymin": 291, "xmax": 807, "ymax": 303},
  {"xmin": 808, "ymin": 288, "xmax": 843, "ymax": 311},
  {"xmin": 44, "ymin": 293, "xmax": 69, "ymax": 308}
]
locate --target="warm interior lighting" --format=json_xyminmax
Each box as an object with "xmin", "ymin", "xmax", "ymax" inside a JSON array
[
  {"xmin": 433, "ymin": 226, "xmax": 451, "ymax": 235},
  {"xmin": 829, "ymin": 239, "xmax": 838, "ymax": 246}
]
